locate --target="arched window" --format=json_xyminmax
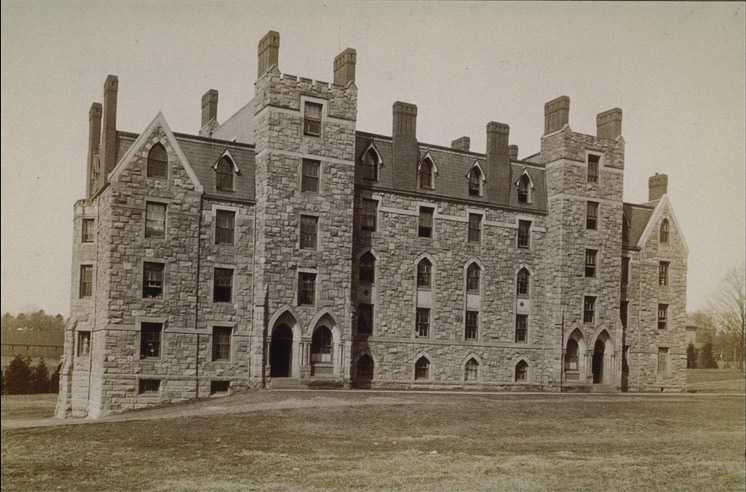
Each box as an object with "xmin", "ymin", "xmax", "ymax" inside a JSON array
[
  {"xmin": 311, "ymin": 326, "xmax": 332, "ymax": 364},
  {"xmin": 417, "ymin": 258, "xmax": 432, "ymax": 288},
  {"xmin": 565, "ymin": 339, "xmax": 579, "ymax": 371},
  {"xmin": 468, "ymin": 167, "xmax": 482, "ymax": 196},
  {"xmin": 361, "ymin": 147, "xmax": 379, "ymax": 181},
  {"xmin": 515, "ymin": 360, "xmax": 528, "ymax": 382},
  {"xmin": 517, "ymin": 268, "xmax": 530, "ymax": 297},
  {"xmin": 415, "ymin": 356, "xmax": 430, "ymax": 380},
  {"xmin": 216, "ymin": 157, "xmax": 234, "ymax": 191},
  {"xmin": 466, "ymin": 263, "xmax": 480, "ymax": 293},
  {"xmin": 359, "ymin": 252, "xmax": 376, "ymax": 284},
  {"xmin": 419, "ymin": 158, "xmax": 434, "ymax": 189},
  {"xmin": 357, "ymin": 354, "xmax": 374, "ymax": 378},
  {"xmin": 147, "ymin": 143, "xmax": 168, "ymax": 178},
  {"xmin": 660, "ymin": 219, "xmax": 670, "ymax": 243},
  {"xmin": 517, "ymin": 174, "xmax": 531, "ymax": 203},
  {"xmin": 464, "ymin": 358, "xmax": 479, "ymax": 381}
]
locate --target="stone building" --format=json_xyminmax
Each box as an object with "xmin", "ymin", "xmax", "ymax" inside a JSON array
[{"xmin": 57, "ymin": 31, "xmax": 689, "ymax": 418}]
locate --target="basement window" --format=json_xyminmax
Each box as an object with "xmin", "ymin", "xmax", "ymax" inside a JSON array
[
  {"xmin": 138, "ymin": 379, "xmax": 161, "ymax": 394},
  {"xmin": 211, "ymin": 381, "xmax": 230, "ymax": 395}
]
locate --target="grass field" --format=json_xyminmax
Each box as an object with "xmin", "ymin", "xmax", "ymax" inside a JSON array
[{"xmin": 2, "ymin": 387, "xmax": 744, "ymax": 492}]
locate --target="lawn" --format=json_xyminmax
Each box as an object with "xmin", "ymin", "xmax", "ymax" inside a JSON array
[{"xmin": 1, "ymin": 390, "xmax": 744, "ymax": 491}]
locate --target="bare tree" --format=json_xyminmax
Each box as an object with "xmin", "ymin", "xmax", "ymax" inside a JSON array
[{"xmin": 708, "ymin": 266, "xmax": 745, "ymax": 371}]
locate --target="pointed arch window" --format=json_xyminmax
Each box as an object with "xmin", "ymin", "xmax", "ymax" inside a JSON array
[
  {"xmin": 359, "ymin": 252, "xmax": 376, "ymax": 284},
  {"xmin": 415, "ymin": 356, "xmax": 430, "ymax": 380},
  {"xmin": 357, "ymin": 354, "xmax": 374, "ymax": 378},
  {"xmin": 517, "ymin": 268, "xmax": 530, "ymax": 297},
  {"xmin": 565, "ymin": 339, "xmax": 579, "ymax": 371},
  {"xmin": 468, "ymin": 167, "xmax": 483, "ymax": 196},
  {"xmin": 515, "ymin": 360, "xmax": 528, "ymax": 382},
  {"xmin": 419, "ymin": 157, "xmax": 435, "ymax": 189},
  {"xmin": 361, "ymin": 147, "xmax": 380, "ymax": 181},
  {"xmin": 147, "ymin": 143, "xmax": 168, "ymax": 178},
  {"xmin": 466, "ymin": 263, "xmax": 481, "ymax": 293},
  {"xmin": 417, "ymin": 258, "xmax": 432, "ymax": 288},
  {"xmin": 216, "ymin": 156, "xmax": 234, "ymax": 191},
  {"xmin": 464, "ymin": 358, "xmax": 479, "ymax": 381},
  {"xmin": 517, "ymin": 173, "xmax": 532, "ymax": 203},
  {"xmin": 660, "ymin": 219, "xmax": 670, "ymax": 243}
]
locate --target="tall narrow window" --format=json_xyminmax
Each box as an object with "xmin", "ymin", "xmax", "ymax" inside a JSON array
[
  {"xmin": 587, "ymin": 154, "xmax": 600, "ymax": 183},
  {"xmin": 301, "ymin": 159, "xmax": 320, "ymax": 192},
  {"xmin": 298, "ymin": 272, "xmax": 316, "ymax": 306},
  {"xmin": 517, "ymin": 268, "xmax": 530, "ymax": 297},
  {"xmin": 300, "ymin": 215, "xmax": 318, "ymax": 250},
  {"xmin": 358, "ymin": 303, "xmax": 373, "ymax": 334},
  {"xmin": 515, "ymin": 360, "xmax": 528, "ymax": 382},
  {"xmin": 79, "ymin": 265, "xmax": 93, "ymax": 298},
  {"xmin": 303, "ymin": 101, "xmax": 322, "ymax": 136},
  {"xmin": 419, "ymin": 158, "xmax": 434, "ymax": 189},
  {"xmin": 586, "ymin": 201, "xmax": 599, "ymax": 230},
  {"xmin": 657, "ymin": 347, "xmax": 669, "ymax": 373},
  {"xmin": 417, "ymin": 259, "xmax": 432, "ymax": 288},
  {"xmin": 311, "ymin": 327, "xmax": 332, "ymax": 364},
  {"xmin": 620, "ymin": 300, "xmax": 629, "ymax": 329},
  {"xmin": 147, "ymin": 143, "xmax": 168, "ymax": 178},
  {"xmin": 515, "ymin": 314, "xmax": 528, "ymax": 343},
  {"xmin": 585, "ymin": 249, "xmax": 598, "ymax": 277},
  {"xmin": 464, "ymin": 358, "xmax": 479, "ymax": 381},
  {"xmin": 518, "ymin": 220, "xmax": 531, "ymax": 248},
  {"xmin": 416, "ymin": 308, "xmax": 430, "ymax": 338},
  {"xmin": 466, "ymin": 263, "xmax": 480, "ymax": 292},
  {"xmin": 468, "ymin": 213, "xmax": 481, "ymax": 243},
  {"xmin": 658, "ymin": 304, "xmax": 668, "ymax": 329},
  {"xmin": 418, "ymin": 207, "xmax": 434, "ymax": 238},
  {"xmin": 361, "ymin": 148, "xmax": 379, "ymax": 181},
  {"xmin": 659, "ymin": 261, "xmax": 670, "ymax": 286},
  {"xmin": 212, "ymin": 326, "xmax": 232, "ymax": 361},
  {"xmin": 468, "ymin": 167, "xmax": 482, "ymax": 196},
  {"xmin": 621, "ymin": 257, "xmax": 630, "ymax": 285},
  {"xmin": 565, "ymin": 339, "xmax": 579, "ymax": 371},
  {"xmin": 215, "ymin": 210, "xmax": 235, "ymax": 245},
  {"xmin": 77, "ymin": 331, "xmax": 91, "ymax": 356},
  {"xmin": 142, "ymin": 262, "xmax": 164, "ymax": 298},
  {"xmin": 415, "ymin": 356, "xmax": 430, "ymax": 380},
  {"xmin": 361, "ymin": 199, "xmax": 377, "ymax": 231},
  {"xmin": 213, "ymin": 268, "xmax": 233, "ymax": 303},
  {"xmin": 215, "ymin": 157, "xmax": 234, "ymax": 192},
  {"xmin": 517, "ymin": 174, "xmax": 531, "ymax": 203},
  {"xmin": 359, "ymin": 252, "xmax": 376, "ymax": 284},
  {"xmin": 660, "ymin": 219, "xmax": 670, "ymax": 243},
  {"xmin": 357, "ymin": 354, "xmax": 374, "ymax": 378},
  {"xmin": 82, "ymin": 219, "xmax": 94, "ymax": 243},
  {"xmin": 465, "ymin": 311, "xmax": 478, "ymax": 340},
  {"xmin": 145, "ymin": 202, "xmax": 166, "ymax": 238},
  {"xmin": 584, "ymin": 296, "xmax": 596, "ymax": 323},
  {"xmin": 140, "ymin": 323, "xmax": 162, "ymax": 359},
  {"xmin": 139, "ymin": 379, "xmax": 161, "ymax": 394}
]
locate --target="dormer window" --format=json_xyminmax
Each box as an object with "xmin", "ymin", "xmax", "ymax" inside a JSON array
[
  {"xmin": 216, "ymin": 156, "xmax": 234, "ymax": 192},
  {"xmin": 468, "ymin": 167, "xmax": 482, "ymax": 196},
  {"xmin": 361, "ymin": 145, "xmax": 381, "ymax": 181},
  {"xmin": 303, "ymin": 102, "xmax": 322, "ymax": 137},
  {"xmin": 516, "ymin": 172, "xmax": 534, "ymax": 203},
  {"xmin": 147, "ymin": 143, "xmax": 168, "ymax": 178},
  {"xmin": 418, "ymin": 157, "xmax": 435, "ymax": 189}
]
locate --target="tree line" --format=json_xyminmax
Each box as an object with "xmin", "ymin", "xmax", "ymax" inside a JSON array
[
  {"xmin": 1, "ymin": 310, "xmax": 65, "ymax": 332},
  {"xmin": 2, "ymin": 356, "xmax": 60, "ymax": 394}
]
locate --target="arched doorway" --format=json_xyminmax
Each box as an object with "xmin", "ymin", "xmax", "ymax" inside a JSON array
[
  {"xmin": 357, "ymin": 354, "xmax": 374, "ymax": 379},
  {"xmin": 270, "ymin": 324, "xmax": 293, "ymax": 378},
  {"xmin": 565, "ymin": 338, "xmax": 580, "ymax": 380},
  {"xmin": 310, "ymin": 326, "xmax": 333, "ymax": 376},
  {"xmin": 593, "ymin": 339, "xmax": 605, "ymax": 384}
]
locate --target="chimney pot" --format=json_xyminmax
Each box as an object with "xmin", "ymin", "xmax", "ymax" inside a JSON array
[
  {"xmin": 257, "ymin": 31, "xmax": 280, "ymax": 78},
  {"xmin": 597, "ymin": 108, "xmax": 623, "ymax": 139},
  {"xmin": 451, "ymin": 136, "xmax": 471, "ymax": 152},
  {"xmin": 393, "ymin": 101, "xmax": 417, "ymax": 137},
  {"xmin": 649, "ymin": 173, "xmax": 668, "ymax": 201},
  {"xmin": 508, "ymin": 145, "xmax": 519, "ymax": 160},
  {"xmin": 201, "ymin": 89, "xmax": 219, "ymax": 129},
  {"xmin": 544, "ymin": 95, "xmax": 570, "ymax": 135},
  {"xmin": 333, "ymin": 48, "xmax": 356, "ymax": 86}
]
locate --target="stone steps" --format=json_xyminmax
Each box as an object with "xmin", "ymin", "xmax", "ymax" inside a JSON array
[{"xmin": 267, "ymin": 378, "xmax": 304, "ymax": 390}]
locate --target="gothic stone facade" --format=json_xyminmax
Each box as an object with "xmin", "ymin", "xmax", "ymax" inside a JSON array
[{"xmin": 57, "ymin": 32, "xmax": 688, "ymax": 418}]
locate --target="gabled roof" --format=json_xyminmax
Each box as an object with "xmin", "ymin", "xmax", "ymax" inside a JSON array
[
  {"xmin": 623, "ymin": 202, "xmax": 654, "ymax": 250},
  {"xmin": 637, "ymin": 195, "xmax": 689, "ymax": 253}
]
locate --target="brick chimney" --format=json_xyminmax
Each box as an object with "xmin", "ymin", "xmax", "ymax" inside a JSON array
[
  {"xmin": 333, "ymin": 48, "xmax": 356, "ymax": 86},
  {"xmin": 100, "ymin": 75, "xmax": 118, "ymax": 178},
  {"xmin": 257, "ymin": 30, "xmax": 280, "ymax": 78},
  {"xmin": 451, "ymin": 136, "xmax": 470, "ymax": 152},
  {"xmin": 597, "ymin": 108, "xmax": 623, "ymax": 139},
  {"xmin": 392, "ymin": 101, "xmax": 418, "ymax": 191},
  {"xmin": 508, "ymin": 145, "xmax": 519, "ymax": 160},
  {"xmin": 649, "ymin": 173, "xmax": 668, "ymax": 201},
  {"xmin": 486, "ymin": 121, "xmax": 511, "ymax": 202},
  {"xmin": 86, "ymin": 102, "xmax": 102, "ymax": 197},
  {"xmin": 544, "ymin": 95, "xmax": 569, "ymax": 135},
  {"xmin": 201, "ymin": 89, "xmax": 218, "ymax": 128}
]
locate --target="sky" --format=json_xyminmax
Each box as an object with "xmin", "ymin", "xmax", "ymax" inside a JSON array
[{"xmin": 1, "ymin": 1, "xmax": 744, "ymax": 317}]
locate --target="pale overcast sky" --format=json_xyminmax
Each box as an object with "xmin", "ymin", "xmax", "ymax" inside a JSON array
[{"xmin": 1, "ymin": 1, "xmax": 744, "ymax": 316}]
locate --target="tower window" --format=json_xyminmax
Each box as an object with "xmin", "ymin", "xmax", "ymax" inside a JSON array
[
  {"xmin": 517, "ymin": 268, "xmax": 530, "ymax": 297},
  {"xmin": 145, "ymin": 202, "xmax": 166, "ymax": 238},
  {"xmin": 658, "ymin": 304, "xmax": 668, "ymax": 329},
  {"xmin": 361, "ymin": 199, "xmax": 377, "ymax": 231},
  {"xmin": 586, "ymin": 201, "xmax": 599, "ymax": 230},
  {"xmin": 140, "ymin": 323, "xmax": 162, "ymax": 359},
  {"xmin": 466, "ymin": 263, "xmax": 480, "ymax": 293},
  {"xmin": 301, "ymin": 159, "xmax": 320, "ymax": 192},
  {"xmin": 659, "ymin": 261, "xmax": 670, "ymax": 286},
  {"xmin": 515, "ymin": 314, "xmax": 528, "ymax": 343},
  {"xmin": 416, "ymin": 308, "xmax": 430, "ymax": 338},
  {"xmin": 303, "ymin": 102, "xmax": 322, "ymax": 136},
  {"xmin": 417, "ymin": 259, "xmax": 432, "ymax": 288},
  {"xmin": 465, "ymin": 311, "xmax": 478, "ymax": 340},
  {"xmin": 298, "ymin": 272, "xmax": 316, "ymax": 306},
  {"xmin": 587, "ymin": 154, "xmax": 600, "ymax": 183},
  {"xmin": 142, "ymin": 262, "xmax": 164, "ymax": 298},
  {"xmin": 358, "ymin": 303, "xmax": 373, "ymax": 334},
  {"xmin": 585, "ymin": 249, "xmax": 597, "ymax": 278},
  {"xmin": 418, "ymin": 207, "xmax": 434, "ymax": 238},
  {"xmin": 213, "ymin": 268, "xmax": 233, "ymax": 303},
  {"xmin": 79, "ymin": 265, "xmax": 93, "ymax": 298},
  {"xmin": 518, "ymin": 220, "xmax": 531, "ymax": 248},
  {"xmin": 300, "ymin": 215, "xmax": 318, "ymax": 250},
  {"xmin": 359, "ymin": 252, "xmax": 376, "ymax": 284},
  {"xmin": 468, "ymin": 214, "xmax": 481, "ymax": 243},
  {"xmin": 584, "ymin": 296, "xmax": 596, "ymax": 323},
  {"xmin": 82, "ymin": 219, "xmax": 95, "ymax": 243}
]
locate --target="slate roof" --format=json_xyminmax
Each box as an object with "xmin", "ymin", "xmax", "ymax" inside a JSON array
[
  {"xmin": 623, "ymin": 202, "xmax": 655, "ymax": 250},
  {"xmin": 355, "ymin": 132, "xmax": 547, "ymax": 212},
  {"xmin": 116, "ymin": 131, "xmax": 256, "ymax": 202}
]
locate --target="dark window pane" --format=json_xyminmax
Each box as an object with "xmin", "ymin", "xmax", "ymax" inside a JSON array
[
  {"xmin": 216, "ymin": 210, "xmax": 235, "ymax": 244},
  {"xmin": 147, "ymin": 144, "xmax": 167, "ymax": 178},
  {"xmin": 213, "ymin": 268, "xmax": 233, "ymax": 303}
]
